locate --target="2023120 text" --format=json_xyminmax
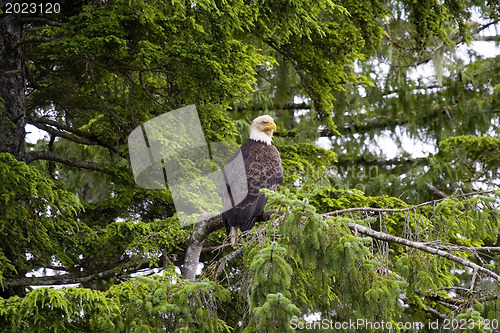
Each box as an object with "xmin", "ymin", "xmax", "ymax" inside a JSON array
[{"xmin": 4, "ymin": 2, "xmax": 60, "ymax": 14}]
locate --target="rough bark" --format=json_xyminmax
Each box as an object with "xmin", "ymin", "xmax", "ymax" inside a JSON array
[
  {"xmin": 181, "ymin": 212, "xmax": 225, "ymax": 280},
  {"xmin": 0, "ymin": 12, "xmax": 26, "ymax": 160},
  {"xmin": 181, "ymin": 210, "xmax": 279, "ymax": 280},
  {"xmin": 347, "ymin": 223, "xmax": 500, "ymax": 283}
]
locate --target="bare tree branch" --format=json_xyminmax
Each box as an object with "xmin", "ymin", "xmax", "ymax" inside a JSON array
[
  {"xmin": 347, "ymin": 223, "xmax": 500, "ymax": 283},
  {"xmin": 423, "ymin": 305, "xmax": 448, "ymax": 320},
  {"xmin": 425, "ymin": 182, "xmax": 449, "ymax": 199},
  {"xmin": 26, "ymin": 150, "xmax": 108, "ymax": 173},
  {"xmin": 26, "ymin": 116, "xmax": 124, "ymax": 157},
  {"xmin": 181, "ymin": 213, "xmax": 224, "ymax": 280},
  {"xmin": 28, "ymin": 120, "xmax": 96, "ymax": 146},
  {"xmin": 428, "ymin": 245, "xmax": 500, "ymax": 252},
  {"xmin": 181, "ymin": 210, "xmax": 281, "ymax": 280}
]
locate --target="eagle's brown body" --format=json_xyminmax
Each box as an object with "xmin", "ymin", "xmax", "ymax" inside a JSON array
[{"xmin": 217, "ymin": 116, "xmax": 283, "ymax": 246}]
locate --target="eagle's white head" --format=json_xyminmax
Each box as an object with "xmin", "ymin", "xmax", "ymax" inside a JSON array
[{"xmin": 249, "ymin": 115, "xmax": 277, "ymax": 145}]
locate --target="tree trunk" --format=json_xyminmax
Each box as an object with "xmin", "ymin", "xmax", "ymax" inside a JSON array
[
  {"xmin": 0, "ymin": 12, "xmax": 26, "ymax": 161},
  {"xmin": 0, "ymin": 11, "xmax": 27, "ymax": 298}
]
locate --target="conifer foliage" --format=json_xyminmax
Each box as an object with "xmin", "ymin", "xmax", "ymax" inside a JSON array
[{"xmin": 0, "ymin": 0, "xmax": 499, "ymax": 331}]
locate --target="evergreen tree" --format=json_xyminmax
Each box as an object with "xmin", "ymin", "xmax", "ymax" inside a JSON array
[{"xmin": 0, "ymin": 0, "xmax": 499, "ymax": 331}]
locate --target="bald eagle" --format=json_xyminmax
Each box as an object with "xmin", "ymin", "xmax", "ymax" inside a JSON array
[{"xmin": 217, "ymin": 115, "xmax": 284, "ymax": 247}]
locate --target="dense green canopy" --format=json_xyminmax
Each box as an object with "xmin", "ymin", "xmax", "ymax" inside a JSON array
[{"xmin": 0, "ymin": 0, "xmax": 499, "ymax": 331}]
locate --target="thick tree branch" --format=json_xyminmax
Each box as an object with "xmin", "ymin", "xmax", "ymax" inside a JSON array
[
  {"xmin": 181, "ymin": 210, "xmax": 281, "ymax": 280},
  {"xmin": 28, "ymin": 120, "xmax": 95, "ymax": 146},
  {"xmin": 423, "ymin": 305, "xmax": 447, "ymax": 320},
  {"xmin": 425, "ymin": 182, "xmax": 449, "ymax": 199},
  {"xmin": 347, "ymin": 223, "xmax": 500, "ymax": 283},
  {"xmin": 26, "ymin": 116, "xmax": 123, "ymax": 157},
  {"xmin": 26, "ymin": 150, "xmax": 108, "ymax": 173}
]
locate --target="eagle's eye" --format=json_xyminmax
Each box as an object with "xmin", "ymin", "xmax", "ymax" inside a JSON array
[{"xmin": 261, "ymin": 121, "xmax": 268, "ymax": 125}]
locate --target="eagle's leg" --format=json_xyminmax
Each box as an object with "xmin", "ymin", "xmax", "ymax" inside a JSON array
[{"xmin": 230, "ymin": 227, "xmax": 239, "ymax": 248}]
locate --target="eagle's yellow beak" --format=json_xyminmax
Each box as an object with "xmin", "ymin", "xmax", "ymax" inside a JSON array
[{"xmin": 264, "ymin": 121, "xmax": 277, "ymax": 131}]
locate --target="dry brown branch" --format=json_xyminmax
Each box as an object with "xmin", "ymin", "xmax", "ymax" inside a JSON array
[{"xmin": 347, "ymin": 223, "xmax": 500, "ymax": 284}]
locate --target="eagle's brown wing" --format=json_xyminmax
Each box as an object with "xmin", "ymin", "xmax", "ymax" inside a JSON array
[{"xmin": 218, "ymin": 139, "xmax": 283, "ymax": 233}]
